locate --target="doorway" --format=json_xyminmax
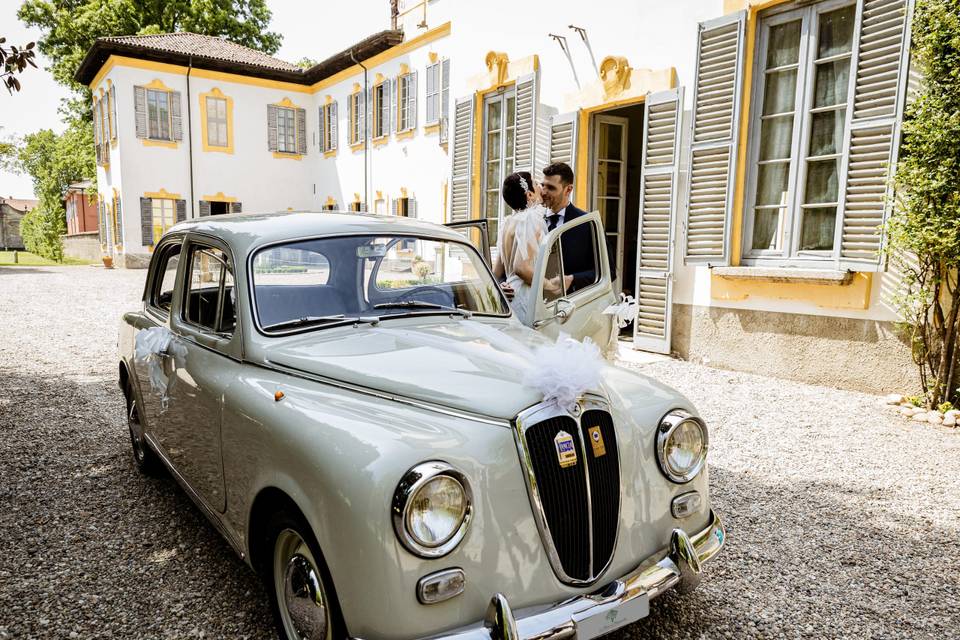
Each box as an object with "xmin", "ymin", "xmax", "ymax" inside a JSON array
[{"xmin": 210, "ymin": 201, "xmax": 230, "ymax": 216}]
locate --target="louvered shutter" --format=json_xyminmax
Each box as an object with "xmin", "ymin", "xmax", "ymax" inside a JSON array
[
  {"xmin": 267, "ymin": 105, "xmax": 278, "ymax": 151},
  {"xmin": 389, "ymin": 78, "xmax": 397, "ymax": 134},
  {"xmin": 548, "ymin": 111, "xmax": 578, "ymax": 168},
  {"xmin": 837, "ymin": 0, "xmax": 913, "ymax": 271},
  {"xmin": 116, "ymin": 196, "xmax": 123, "ymax": 245},
  {"xmin": 329, "ymin": 102, "xmax": 338, "ymax": 151},
  {"xmin": 109, "ymin": 86, "xmax": 117, "ymax": 140},
  {"xmin": 391, "ymin": 198, "xmax": 398, "ymax": 216},
  {"xmin": 230, "ymin": 202, "xmax": 242, "ymax": 214},
  {"xmin": 296, "ymin": 108, "xmax": 307, "ymax": 154},
  {"xmin": 408, "ymin": 71, "xmax": 418, "ymax": 130},
  {"xmin": 683, "ymin": 11, "xmax": 747, "ymax": 265},
  {"xmin": 441, "ymin": 60, "xmax": 450, "ymax": 121},
  {"xmin": 318, "ymin": 106, "xmax": 326, "ymax": 151},
  {"xmin": 175, "ymin": 199, "xmax": 186, "ymax": 223},
  {"xmin": 367, "ymin": 87, "xmax": 374, "ymax": 140},
  {"xmin": 93, "ymin": 100, "xmax": 103, "ymax": 164},
  {"xmin": 513, "ymin": 71, "xmax": 539, "ymax": 175},
  {"xmin": 98, "ymin": 200, "xmax": 107, "ymax": 245},
  {"xmin": 134, "ymin": 87, "xmax": 147, "ymax": 139},
  {"xmin": 449, "ymin": 95, "xmax": 476, "ymax": 223},
  {"xmin": 171, "ymin": 91, "xmax": 183, "ymax": 141},
  {"xmin": 408, "ymin": 197, "xmax": 417, "ymax": 219},
  {"xmin": 140, "ymin": 198, "xmax": 154, "ymax": 246},
  {"xmin": 199, "ymin": 200, "xmax": 212, "ymax": 217},
  {"xmin": 635, "ymin": 88, "xmax": 684, "ymax": 354}
]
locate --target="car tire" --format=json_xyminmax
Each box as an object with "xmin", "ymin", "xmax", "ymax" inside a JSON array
[
  {"xmin": 125, "ymin": 380, "xmax": 161, "ymax": 475},
  {"xmin": 264, "ymin": 510, "xmax": 345, "ymax": 640}
]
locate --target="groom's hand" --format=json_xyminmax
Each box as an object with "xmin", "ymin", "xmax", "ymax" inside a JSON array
[{"xmin": 499, "ymin": 282, "xmax": 515, "ymax": 300}]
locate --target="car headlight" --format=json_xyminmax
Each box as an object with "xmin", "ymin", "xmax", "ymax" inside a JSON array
[
  {"xmin": 656, "ymin": 410, "xmax": 708, "ymax": 483},
  {"xmin": 392, "ymin": 462, "xmax": 473, "ymax": 558}
]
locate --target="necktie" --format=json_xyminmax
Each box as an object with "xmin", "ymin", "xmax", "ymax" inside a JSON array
[{"xmin": 547, "ymin": 214, "xmax": 559, "ymax": 231}]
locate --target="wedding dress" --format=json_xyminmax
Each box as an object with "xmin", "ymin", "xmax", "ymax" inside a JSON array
[{"xmin": 497, "ymin": 204, "xmax": 550, "ymax": 324}]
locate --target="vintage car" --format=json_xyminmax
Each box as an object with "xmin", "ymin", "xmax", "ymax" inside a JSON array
[{"xmin": 118, "ymin": 210, "xmax": 724, "ymax": 640}]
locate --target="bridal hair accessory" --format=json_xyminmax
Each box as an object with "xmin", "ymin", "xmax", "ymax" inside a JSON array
[
  {"xmin": 523, "ymin": 333, "xmax": 604, "ymax": 413},
  {"xmin": 518, "ymin": 175, "xmax": 529, "ymax": 192}
]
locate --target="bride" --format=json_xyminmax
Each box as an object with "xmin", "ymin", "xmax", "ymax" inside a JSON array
[{"xmin": 493, "ymin": 171, "xmax": 552, "ymax": 325}]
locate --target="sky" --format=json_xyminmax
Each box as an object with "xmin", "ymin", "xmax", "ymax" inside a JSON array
[{"xmin": 0, "ymin": 0, "xmax": 393, "ymax": 199}]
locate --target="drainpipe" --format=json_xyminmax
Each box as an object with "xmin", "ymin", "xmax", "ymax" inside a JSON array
[
  {"xmin": 350, "ymin": 49, "xmax": 370, "ymax": 210},
  {"xmin": 186, "ymin": 56, "xmax": 195, "ymax": 218}
]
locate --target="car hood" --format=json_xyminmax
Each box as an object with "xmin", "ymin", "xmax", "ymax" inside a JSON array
[{"xmin": 264, "ymin": 318, "xmax": 556, "ymax": 420}]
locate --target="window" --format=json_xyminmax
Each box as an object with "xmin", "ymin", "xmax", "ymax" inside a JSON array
[
  {"xmin": 320, "ymin": 102, "xmax": 338, "ymax": 152},
  {"xmin": 349, "ymin": 201, "xmax": 365, "ymax": 212},
  {"xmin": 112, "ymin": 195, "xmax": 121, "ymax": 246},
  {"xmin": 395, "ymin": 198, "xmax": 413, "ymax": 217},
  {"xmin": 746, "ymin": 2, "xmax": 856, "ymax": 261},
  {"xmin": 373, "ymin": 82, "xmax": 390, "ymax": 139},
  {"xmin": 481, "ymin": 88, "xmax": 516, "ymax": 248},
  {"xmin": 277, "ymin": 106, "xmax": 297, "ymax": 153},
  {"xmin": 146, "ymin": 89, "xmax": 172, "ymax": 140},
  {"xmin": 152, "ymin": 199, "xmax": 177, "ymax": 245},
  {"xmin": 349, "ymin": 91, "xmax": 364, "ymax": 144},
  {"xmin": 542, "ymin": 219, "xmax": 602, "ymax": 301},
  {"xmin": 109, "ymin": 85, "xmax": 117, "ymax": 141},
  {"xmin": 152, "ymin": 243, "xmax": 182, "ymax": 313},
  {"xmin": 185, "ymin": 245, "xmax": 235, "ymax": 334},
  {"xmin": 425, "ymin": 59, "xmax": 449, "ymax": 126},
  {"xmin": 397, "ymin": 72, "xmax": 416, "ymax": 132},
  {"xmin": 322, "ymin": 201, "xmax": 337, "ymax": 211},
  {"xmin": 206, "ymin": 96, "xmax": 229, "ymax": 148}
]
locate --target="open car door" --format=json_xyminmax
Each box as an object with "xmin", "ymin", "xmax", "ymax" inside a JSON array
[
  {"xmin": 445, "ymin": 220, "xmax": 492, "ymax": 267},
  {"xmin": 522, "ymin": 211, "xmax": 617, "ymax": 345}
]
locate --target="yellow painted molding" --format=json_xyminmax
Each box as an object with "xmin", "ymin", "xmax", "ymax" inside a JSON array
[
  {"xmin": 710, "ymin": 272, "xmax": 873, "ymax": 310},
  {"xmin": 399, "ymin": 63, "xmax": 410, "ymax": 75},
  {"xmin": 423, "ymin": 122, "xmax": 441, "ymax": 134},
  {"xmin": 376, "ymin": 191, "xmax": 384, "ymax": 200},
  {"xmin": 353, "ymin": 193, "xmax": 362, "ymax": 203},
  {"xmin": 273, "ymin": 151, "xmax": 303, "ymax": 160},
  {"xmin": 350, "ymin": 141, "xmax": 365, "ymax": 152},
  {"xmin": 374, "ymin": 73, "xmax": 385, "ymax": 85},
  {"xmin": 485, "ymin": 51, "xmax": 510, "ymax": 86},
  {"xmin": 325, "ymin": 196, "xmax": 337, "ymax": 206},
  {"xmin": 142, "ymin": 139, "xmax": 179, "ymax": 149},
  {"xmin": 400, "ymin": 187, "xmax": 408, "ymax": 198},
  {"xmin": 273, "ymin": 96, "xmax": 300, "ymax": 109},
  {"xmin": 323, "ymin": 149, "xmax": 338, "ymax": 159},
  {"xmin": 562, "ymin": 66, "xmax": 675, "ymax": 112},
  {"xmin": 428, "ymin": 51, "xmax": 439, "ymax": 64},
  {"xmin": 144, "ymin": 188, "xmax": 182, "ymax": 200},
  {"xmin": 143, "ymin": 78, "xmax": 175, "ymax": 92},
  {"xmin": 201, "ymin": 192, "xmax": 237, "ymax": 203},
  {"xmin": 199, "ymin": 87, "xmax": 235, "ymax": 154},
  {"xmin": 98, "ymin": 87, "xmax": 105, "ymax": 96},
  {"xmin": 395, "ymin": 129, "xmax": 415, "ymax": 141},
  {"xmin": 352, "ymin": 83, "xmax": 362, "ymax": 93},
  {"xmin": 372, "ymin": 136, "xmax": 389, "ymax": 148}
]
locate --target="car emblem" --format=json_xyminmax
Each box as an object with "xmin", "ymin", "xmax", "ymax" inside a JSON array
[
  {"xmin": 554, "ymin": 430, "xmax": 577, "ymax": 468},
  {"xmin": 588, "ymin": 426, "xmax": 606, "ymax": 457}
]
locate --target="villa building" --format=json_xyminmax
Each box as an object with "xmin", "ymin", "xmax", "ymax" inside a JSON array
[{"xmin": 75, "ymin": 0, "xmax": 917, "ymax": 392}]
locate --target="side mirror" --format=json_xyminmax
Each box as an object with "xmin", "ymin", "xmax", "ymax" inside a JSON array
[{"xmin": 533, "ymin": 297, "xmax": 576, "ymax": 328}]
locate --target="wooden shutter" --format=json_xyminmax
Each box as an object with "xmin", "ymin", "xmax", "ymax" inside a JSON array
[
  {"xmin": 267, "ymin": 105, "xmax": 278, "ymax": 151},
  {"xmin": 116, "ymin": 196, "xmax": 123, "ymax": 245},
  {"xmin": 318, "ymin": 106, "xmax": 326, "ymax": 151},
  {"xmin": 109, "ymin": 87, "xmax": 117, "ymax": 139},
  {"xmin": 296, "ymin": 108, "xmax": 307, "ymax": 154},
  {"xmin": 171, "ymin": 91, "xmax": 183, "ymax": 141},
  {"xmin": 837, "ymin": 0, "xmax": 913, "ymax": 271},
  {"xmin": 548, "ymin": 111, "xmax": 578, "ymax": 167},
  {"xmin": 391, "ymin": 198, "xmax": 398, "ymax": 216},
  {"xmin": 408, "ymin": 71, "xmax": 418, "ymax": 130},
  {"xmin": 98, "ymin": 200, "xmax": 107, "ymax": 245},
  {"xmin": 408, "ymin": 197, "xmax": 417, "ymax": 219},
  {"xmin": 513, "ymin": 71, "xmax": 539, "ymax": 175},
  {"xmin": 134, "ymin": 86, "xmax": 147, "ymax": 138},
  {"xmin": 635, "ymin": 88, "xmax": 684, "ymax": 354},
  {"xmin": 441, "ymin": 59, "xmax": 450, "ymax": 122},
  {"xmin": 230, "ymin": 202, "xmax": 242, "ymax": 214},
  {"xmin": 449, "ymin": 95, "xmax": 476, "ymax": 223},
  {"xmin": 140, "ymin": 197, "xmax": 153, "ymax": 246},
  {"xmin": 367, "ymin": 87, "xmax": 373, "ymax": 140},
  {"xmin": 199, "ymin": 200, "xmax": 212, "ymax": 217},
  {"xmin": 683, "ymin": 11, "xmax": 747, "ymax": 265},
  {"xmin": 389, "ymin": 78, "xmax": 397, "ymax": 134},
  {"xmin": 176, "ymin": 199, "xmax": 187, "ymax": 223},
  {"xmin": 330, "ymin": 102, "xmax": 338, "ymax": 150},
  {"xmin": 93, "ymin": 100, "xmax": 103, "ymax": 165}
]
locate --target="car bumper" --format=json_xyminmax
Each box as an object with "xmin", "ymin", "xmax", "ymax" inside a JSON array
[{"xmin": 422, "ymin": 510, "xmax": 725, "ymax": 640}]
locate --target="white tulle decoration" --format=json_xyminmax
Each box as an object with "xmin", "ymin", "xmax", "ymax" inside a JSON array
[
  {"xmin": 134, "ymin": 326, "xmax": 186, "ymax": 410},
  {"xmin": 603, "ymin": 293, "xmax": 640, "ymax": 328},
  {"xmin": 522, "ymin": 333, "xmax": 604, "ymax": 412}
]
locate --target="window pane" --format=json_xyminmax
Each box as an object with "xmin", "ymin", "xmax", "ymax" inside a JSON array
[
  {"xmin": 756, "ymin": 163, "xmax": 790, "ymax": 206},
  {"xmin": 485, "ymin": 189, "xmax": 500, "ymax": 217},
  {"xmin": 487, "ymin": 101, "xmax": 501, "ymax": 130},
  {"xmin": 187, "ymin": 248, "xmax": 226, "ymax": 330},
  {"xmin": 804, "ymin": 158, "xmax": 840, "ymax": 204},
  {"xmin": 759, "ymin": 116, "xmax": 794, "ymax": 160},
  {"xmin": 763, "ymin": 69, "xmax": 798, "ymax": 115},
  {"xmin": 597, "ymin": 161, "xmax": 622, "ymax": 197},
  {"xmin": 813, "ymin": 59, "xmax": 850, "ymax": 107},
  {"xmin": 598, "ymin": 122, "xmax": 623, "ymax": 159},
  {"xmin": 505, "ymin": 128, "xmax": 514, "ymax": 159},
  {"xmin": 155, "ymin": 249, "xmax": 181, "ymax": 311},
  {"xmin": 818, "ymin": 6, "xmax": 855, "ymax": 58},
  {"xmin": 598, "ymin": 198, "xmax": 620, "ymax": 234},
  {"xmin": 487, "ymin": 131, "xmax": 501, "ymax": 160},
  {"xmin": 799, "ymin": 206, "xmax": 836, "ymax": 251},
  {"xmin": 808, "ymin": 110, "xmax": 845, "ymax": 157},
  {"xmin": 766, "ymin": 21, "xmax": 801, "ymax": 67},
  {"xmin": 506, "ymin": 97, "xmax": 516, "ymax": 127},
  {"xmin": 158, "ymin": 92, "xmax": 170, "ymax": 140},
  {"xmin": 752, "ymin": 209, "xmax": 782, "ymax": 251}
]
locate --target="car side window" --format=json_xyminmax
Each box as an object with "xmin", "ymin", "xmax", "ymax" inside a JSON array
[
  {"xmin": 151, "ymin": 243, "xmax": 182, "ymax": 313},
  {"xmin": 542, "ymin": 220, "xmax": 601, "ymax": 301},
  {"xmin": 184, "ymin": 245, "xmax": 235, "ymax": 335}
]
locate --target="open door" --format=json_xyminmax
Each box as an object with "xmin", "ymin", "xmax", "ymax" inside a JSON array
[
  {"xmin": 445, "ymin": 219, "xmax": 491, "ymax": 267},
  {"xmin": 523, "ymin": 211, "xmax": 616, "ymax": 345}
]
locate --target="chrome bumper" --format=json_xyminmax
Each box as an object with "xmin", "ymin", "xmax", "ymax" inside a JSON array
[{"xmin": 427, "ymin": 510, "xmax": 725, "ymax": 640}]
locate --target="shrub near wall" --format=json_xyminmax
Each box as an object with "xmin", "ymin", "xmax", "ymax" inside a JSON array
[{"xmin": 20, "ymin": 205, "xmax": 65, "ymax": 261}]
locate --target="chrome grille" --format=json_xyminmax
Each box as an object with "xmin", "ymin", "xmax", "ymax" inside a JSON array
[{"xmin": 515, "ymin": 400, "xmax": 621, "ymax": 585}]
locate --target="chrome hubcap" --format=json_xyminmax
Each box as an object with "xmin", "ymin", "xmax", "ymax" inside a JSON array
[{"xmin": 274, "ymin": 529, "xmax": 329, "ymax": 640}]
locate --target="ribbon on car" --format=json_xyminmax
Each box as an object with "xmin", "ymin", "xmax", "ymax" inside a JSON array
[
  {"xmin": 601, "ymin": 293, "xmax": 640, "ymax": 359},
  {"xmin": 134, "ymin": 326, "xmax": 186, "ymax": 412},
  {"xmin": 522, "ymin": 333, "xmax": 604, "ymax": 413}
]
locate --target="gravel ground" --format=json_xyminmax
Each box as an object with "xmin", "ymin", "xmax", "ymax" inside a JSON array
[{"xmin": 1, "ymin": 265, "xmax": 958, "ymax": 639}]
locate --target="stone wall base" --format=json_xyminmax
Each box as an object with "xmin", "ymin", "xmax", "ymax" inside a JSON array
[
  {"xmin": 62, "ymin": 232, "xmax": 100, "ymax": 263},
  {"xmin": 118, "ymin": 252, "xmax": 151, "ymax": 269},
  {"xmin": 670, "ymin": 304, "xmax": 919, "ymax": 395}
]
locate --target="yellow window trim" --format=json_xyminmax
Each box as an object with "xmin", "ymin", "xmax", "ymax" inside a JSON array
[
  {"xmin": 372, "ymin": 80, "xmax": 386, "ymax": 139},
  {"xmin": 323, "ymin": 149, "xmax": 338, "ymax": 159},
  {"xmin": 350, "ymin": 141, "xmax": 365, "ymax": 152},
  {"xmin": 142, "ymin": 139, "xmax": 178, "ymax": 149},
  {"xmin": 202, "ymin": 191, "xmax": 238, "ymax": 203},
  {"xmin": 372, "ymin": 137, "xmax": 389, "ymax": 148},
  {"xmin": 273, "ymin": 151, "xmax": 303, "ymax": 160},
  {"xmin": 199, "ymin": 87, "xmax": 235, "ymax": 154},
  {"xmin": 272, "ymin": 98, "xmax": 304, "ymax": 155},
  {"xmin": 395, "ymin": 129, "xmax": 415, "ymax": 141},
  {"xmin": 423, "ymin": 122, "xmax": 441, "ymax": 134},
  {"xmin": 144, "ymin": 189, "xmax": 181, "ymax": 200},
  {"xmin": 711, "ymin": 272, "xmax": 872, "ymax": 310}
]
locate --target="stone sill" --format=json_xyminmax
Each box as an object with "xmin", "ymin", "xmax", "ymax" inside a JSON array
[{"xmin": 712, "ymin": 266, "xmax": 855, "ymax": 286}]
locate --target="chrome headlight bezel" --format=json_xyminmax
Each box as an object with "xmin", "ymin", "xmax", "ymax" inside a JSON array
[
  {"xmin": 392, "ymin": 461, "xmax": 473, "ymax": 558},
  {"xmin": 656, "ymin": 410, "xmax": 709, "ymax": 484}
]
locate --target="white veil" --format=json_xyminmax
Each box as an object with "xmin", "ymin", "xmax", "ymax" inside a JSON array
[{"xmin": 497, "ymin": 203, "xmax": 550, "ymax": 277}]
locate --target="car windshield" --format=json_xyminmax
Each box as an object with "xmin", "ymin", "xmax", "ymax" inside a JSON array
[{"xmin": 251, "ymin": 234, "xmax": 510, "ymax": 333}]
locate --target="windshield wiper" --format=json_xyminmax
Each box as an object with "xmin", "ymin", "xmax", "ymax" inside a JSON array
[
  {"xmin": 373, "ymin": 301, "xmax": 473, "ymax": 318},
  {"xmin": 263, "ymin": 315, "xmax": 380, "ymax": 331}
]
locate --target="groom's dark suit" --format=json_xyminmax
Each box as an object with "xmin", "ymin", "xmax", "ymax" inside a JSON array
[{"xmin": 547, "ymin": 203, "xmax": 614, "ymax": 293}]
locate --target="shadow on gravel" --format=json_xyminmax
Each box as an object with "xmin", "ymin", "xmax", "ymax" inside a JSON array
[{"xmin": 0, "ymin": 266, "xmax": 61, "ymax": 275}]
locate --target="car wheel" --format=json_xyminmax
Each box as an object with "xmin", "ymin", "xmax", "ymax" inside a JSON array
[
  {"xmin": 125, "ymin": 381, "xmax": 160, "ymax": 475},
  {"xmin": 265, "ymin": 511, "xmax": 342, "ymax": 640}
]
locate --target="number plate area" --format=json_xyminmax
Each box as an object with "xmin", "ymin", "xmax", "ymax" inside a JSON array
[{"xmin": 572, "ymin": 594, "xmax": 650, "ymax": 639}]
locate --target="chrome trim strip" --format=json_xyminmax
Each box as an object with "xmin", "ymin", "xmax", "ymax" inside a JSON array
[{"xmin": 513, "ymin": 395, "xmax": 621, "ymax": 586}]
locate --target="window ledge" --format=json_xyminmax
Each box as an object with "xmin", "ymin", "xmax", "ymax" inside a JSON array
[{"xmin": 712, "ymin": 266, "xmax": 854, "ymax": 286}]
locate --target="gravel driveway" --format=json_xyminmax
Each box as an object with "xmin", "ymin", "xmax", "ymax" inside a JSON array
[{"xmin": 1, "ymin": 265, "xmax": 958, "ymax": 639}]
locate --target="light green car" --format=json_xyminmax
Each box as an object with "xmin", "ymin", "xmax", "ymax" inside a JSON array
[{"xmin": 118, "ymin": 211, "xmax": 724, "ymax": 640}]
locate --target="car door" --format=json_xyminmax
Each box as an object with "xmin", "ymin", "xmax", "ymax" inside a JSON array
[
  {"xmin": 523, "ymin": 211, "xmax": 617, "ymax": 345},
  {"xmin": 160, "ymin": 236, "xmax": 241, "ymax": 513},
  {"xmin": 445, "ymin": 219, "xmax": 492, "ymax": 266}
]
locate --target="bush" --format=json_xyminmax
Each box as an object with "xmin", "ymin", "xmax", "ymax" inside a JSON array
[{"xmin": 19, "ymin": 205, "xmax": 64, "ymax": 261}]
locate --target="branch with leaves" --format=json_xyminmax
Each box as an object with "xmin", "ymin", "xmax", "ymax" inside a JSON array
[{"xmin": 0, "ymin": 37, "xmax": 37, "ymax": 93}]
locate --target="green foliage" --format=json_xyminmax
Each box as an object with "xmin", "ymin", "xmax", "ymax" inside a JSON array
[
  {"xmin": 14, "ymin": 124, "xmax": 95, "ymax": 261},
  {"xmin": 907, "ymin": 395, "xmax": 925, "ymax": 407},
  {"xmin": 18, "ymin": 0, "xmax": 283, "ymax": 99},
  {"xmin": 293, "ymin": 57, "xmax": 318, "ymax": 69},
  {"xmin": 886, "ymin": 0, "xmax": 960, "ymax": 408},
  {"xmin": 938, "ymin": 401, "xmax": 954, "ymax": 413}
]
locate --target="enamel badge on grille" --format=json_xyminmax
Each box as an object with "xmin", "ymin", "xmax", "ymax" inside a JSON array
[
  {"xmin": 554, "ymin": 431, "xmax": 577, "ymax": 468},
  {"xmin": 588, "ymin": 426, "xmax": 606, "ymax": 457}
]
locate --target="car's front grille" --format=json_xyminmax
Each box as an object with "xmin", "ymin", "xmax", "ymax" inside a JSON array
[{"xmin": 518, "ymin": 406, "xmax": 621, "ymax": 584}]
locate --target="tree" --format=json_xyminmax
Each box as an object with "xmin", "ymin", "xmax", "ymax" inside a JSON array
[
  {"xmin": 294, "ymin": 56, "xmax": 318, "ymax": 69},
  {"xmin": 0, "ymin": 37, "xmax": 37, "ymax": 93},
  {"xmin": 886, "ymin": 0, "xmax": 960, "ymax": 408}
]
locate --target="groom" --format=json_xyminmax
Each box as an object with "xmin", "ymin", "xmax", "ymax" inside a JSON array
[{"xmin": 541, "ymin": 162, "xmax": 600, "ymax": 294}]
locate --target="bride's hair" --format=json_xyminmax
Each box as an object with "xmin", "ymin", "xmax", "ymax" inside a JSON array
[{"xmin": 502, "ymin": 171, "xmax": 534, "ymax": 212}]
